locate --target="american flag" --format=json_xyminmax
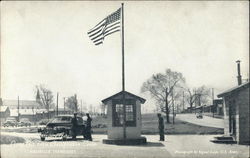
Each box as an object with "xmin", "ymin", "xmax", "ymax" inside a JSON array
[{"xmin": 87, "ymin": 8, "xmax": 121, "ymax": 45}]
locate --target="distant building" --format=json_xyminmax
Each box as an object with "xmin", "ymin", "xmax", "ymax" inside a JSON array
[
  {"xmin": 57, "ymin": 107, "xmax": 73, "ymax": 115},
  {"xmin": 1, "ymin": 99, "xmax": 54, "ymax": 122},
  {"xmin": 217, "ymin": 82, "xmax": 249, "ymax": 145},
  {"xmin": 202, "ymin": 99, "xmax": 224, "ymax": 118},
  {"xmin": 213, "ymin": 99, "xmax": 223, "ymax": 115},
  {"xmin": 0, "ymin": 106, "xmax": 10, "ymax": 122}
]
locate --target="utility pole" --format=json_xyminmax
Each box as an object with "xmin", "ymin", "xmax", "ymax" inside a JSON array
[
  {"xmin": 81, "ymin": 100, "xmax": 83, "ymax": 116},
  {"xmin": 46, "ymin": 92, "xmax": 49, "ymax": 120},
  {"xmin": 17, "ymin": 96, "xmax": 20, "ymax": 122},
  {"xmin": 212, "ymin": 88, "xmax": 214, "ymax": 118},
  {"xmin": 194, "ymin": 89, "xmax": 196, "ymax": 114},
  {"xmin": 63, "ymin": 97, "xmax": 66, "ymax": 114},
  {"xmin": 56, "ymin": 92, "xmax": 59, "ymax": 116},
  {"xmin": 74, "ymin": 94, "xmax": 77, "ymax": 113},
  {"xmin": 182, "ymin": 91, "xmax": 185, "ymax": 112}
]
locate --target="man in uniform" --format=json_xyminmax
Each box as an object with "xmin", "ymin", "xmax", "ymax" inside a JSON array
[
  {"xmin": 86, "ymin": 113, "xmax": 92, "ymax": 141},
  {"xmin": 157, "ymin": 113, "xmax": 165, "ymax": 141},
  {"xmin": 71, "ymin": 113, "xmax": 78, "ymax": 140}
]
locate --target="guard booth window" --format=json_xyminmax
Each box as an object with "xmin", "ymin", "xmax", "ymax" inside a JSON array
[{"xmin": 112, "ymin": 100, "xmax": 136, "ymax": 127}]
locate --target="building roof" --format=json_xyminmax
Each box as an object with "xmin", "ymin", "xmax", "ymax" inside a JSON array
[
  {"xmin": 102, "ymin": 91, "xmax": 146, "ymax": 104},
  {"xmin": 10, "ymin": 108, "xmax": 55, "ymax": 116},
  {"xmin": 2, "ymin": 100, "xmax": 41, "ymax": 108},
  {"xmin": 0, "ymin": 106, "xmax": 9, "ymax": 112},
  {"xmin": 218, "ymin": 82, "xmax": 249, "ymax": 98}
]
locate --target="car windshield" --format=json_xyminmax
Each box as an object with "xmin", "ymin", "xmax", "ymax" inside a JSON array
[
  {"xmin": 61, "ymin": 117, "xmax": 71, "ymax": 122},
  {"xmin": 6, "ymin": 118, "xmax": 16, "ymax": 121},
  {"xmin": 20, "ymin": 119, "xmax": 29, "ymax": 122},
  {"xmin": 51, "ymin": 117, "xmax": 62, "ymax": 123},
  {"xmin": 51, "ymin": 116, "xmax": 71, "ymax": 123}
]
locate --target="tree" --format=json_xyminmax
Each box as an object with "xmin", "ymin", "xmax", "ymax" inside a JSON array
[
  {"xmin": 141, "ymin": 69, "xmax": 185, "ymax": 123},
  {"xmin": 35, "ymin": 85, "xmax": 54, "ymax": 119},
  {"xmin": 100, "ymin": 103, "xmax": 107, "ymax": 115},
  {"xmin": 185, "ymin": 88, "xmax": 196, "ymax": 110},
  {"xmin": 185, "ymin": 85, "xmax": 211, "ymax": 111},
  {"xmin": 65, "ymin": 95, "xmax": 78, "ymax": 113},
  {"xmin": 195, "ymin": 86, "xmax": 211, "ymax": 106}
]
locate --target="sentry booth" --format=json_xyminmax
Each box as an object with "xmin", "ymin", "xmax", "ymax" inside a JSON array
[{"xmin": 102, "ymin": 91, "xmax": 147, "ymax": 145}]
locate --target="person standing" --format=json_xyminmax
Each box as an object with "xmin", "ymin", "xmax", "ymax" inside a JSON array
[
  {"xmin": 71, "ymin": 113, "xmax": 78, "ymax": 140},
  {"xmin": 86, "ymin": 113, "xmax": 92, "ymax": 141},
  {"xmin": 157, "ymin": 113, "xmax": 165, "ymax": 141}
]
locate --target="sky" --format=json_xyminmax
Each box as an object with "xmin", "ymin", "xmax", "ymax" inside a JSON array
[{"xmin": 1, "ymin": 1, "xmax": 249, "ymax": 112}]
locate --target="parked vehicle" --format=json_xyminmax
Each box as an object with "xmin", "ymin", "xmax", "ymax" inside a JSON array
[
  {"xmin": 196, "ymin": 112, "xmax": 203, "ymax": 119},
  {"xmin": 38, "ymin": 115, "xmax": 86, "ymax": 141},
  {"xmin": 17, "ymin": 118, "xmax": 32, "ymax": 127},
  {"xmin": 3, "ymin": 117, "xmax": 17, "ymax": 127}
]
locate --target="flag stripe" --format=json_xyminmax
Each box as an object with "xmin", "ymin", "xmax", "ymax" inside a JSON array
[
  {"xmin": 105, "ymin": 21, "xmax": 120, "ymax": 31},
  {"xmin": 88, "ymin": 19, "xmax": 106, "ymax": 34},
  {"xmin": 95, "ymin": 41, "xmax": 103, "ymax": 45},
  {"xmin": 93, "ymin": 37, "xmax": 104, "ymax": 43},
  {"xmin": 104, "ymin": 26, "xmax": 120, "ymax": 35},
  {"xmin": 89, "ymin": 28, "xmax": 103, "ymax": 38},
  {"xmin": 105, "ymin": 23, "xmax": 120, "ymax": 31},
  {"xmin": 103, "ymin": 30, "xmax": 120, "ymax": 38}
]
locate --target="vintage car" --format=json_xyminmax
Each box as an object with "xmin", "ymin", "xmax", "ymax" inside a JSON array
[
  {"xmin": 38, "ymin": 115, "xmax": 86, "ymax": 141},
  {"xmin": 3, "ymin": 117, "xmax": 17, "ymax": 127},
  {"xmin": 17, "ymin": 118, "xmax": 32, "ymax": 127},
  {"xmin": 196, "ymin": 112, "xmax": 203, "ymax": 119}
]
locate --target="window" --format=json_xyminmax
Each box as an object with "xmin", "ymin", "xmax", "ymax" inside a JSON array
[
  {"xmin": 114, "ymin": 104, "xmax": 124, "ymax": 126},
  {"xmin": 112, "ymin": 99, "xmax": 136, "ymax": 127},
  {"xmin": 126, "ymin": 105, "xmax": 134, "ymax": 121}
]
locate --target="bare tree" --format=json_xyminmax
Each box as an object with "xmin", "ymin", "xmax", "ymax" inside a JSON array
[
  {"xmin": 195, "ymin": 86, "xmax": 211, "ymax": 106},
  {"xmin": 99, "ymin": 103, "xmax": 107, "ymax": 115},
  {"xmin": 141, "ymin": 69, "xmax": 185, "ymax": 123},
  {"xmin": 35, "ymin": 85, "xmax": 54, "ymax": 119},
  {"xmin": 185, "ymin": 85, "xmax": 211, "ymax": 111},
  {"xmin": 185, "ymin": 88, "xmax": 196, "ymax": 110},
  {"xmin": 65, "ymin": 95, "xmax": 79, "ymax": 113}
]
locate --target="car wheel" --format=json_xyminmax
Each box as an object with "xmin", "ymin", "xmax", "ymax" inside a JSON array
[{"xmin": 41, "ymin": 137, "xmax": 45, "ymax": 141}]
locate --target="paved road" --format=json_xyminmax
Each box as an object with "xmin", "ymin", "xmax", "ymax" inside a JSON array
[
  {"xmin": 175, "ymin": 113, "xmax": 224, "ymax": 128},
  {"xmin": 1, "ymin": 132, "xmax": 249, "ymax": 158}
]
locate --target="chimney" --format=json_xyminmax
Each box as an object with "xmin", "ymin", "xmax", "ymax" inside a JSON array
[{"xmin": 236, "ymin": 60, "xmax": 242, "ymax": 85}]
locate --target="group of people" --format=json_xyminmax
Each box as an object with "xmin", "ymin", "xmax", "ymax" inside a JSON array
[
  {"xmin": 71, "ymin": 112, "xmax": 166, "ymax": 142},
  {"xmin": 71, "ymin": 113, "xmax": 92, "ymax": 141}
]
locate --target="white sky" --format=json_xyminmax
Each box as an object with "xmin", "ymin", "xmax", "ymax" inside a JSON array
[{"xmin": 1, "ymin": 1, "xmax": 249, "ymax": 111}]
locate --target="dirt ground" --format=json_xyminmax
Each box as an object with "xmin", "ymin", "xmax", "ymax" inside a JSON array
[{"xmin": 1, "ymin": 132, "xmax": 249, "ymax": 158}]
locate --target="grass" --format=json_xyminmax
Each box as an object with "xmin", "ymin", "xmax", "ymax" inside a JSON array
[{"xmin": 92, "ymin": 113, "xmax": 223, "ymax": 135}]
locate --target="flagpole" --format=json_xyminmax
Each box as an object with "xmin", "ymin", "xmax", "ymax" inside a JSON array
[{"xmin": 121, "ymin": 3, "xmax": 126, "ymax": 139}]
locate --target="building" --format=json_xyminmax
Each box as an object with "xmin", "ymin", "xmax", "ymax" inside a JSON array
[
  {"xmin": 102, "ymin": 91, "xmax": 147, "ymax": 145},
  {"xmin": 2, "ymin": 99, "xmax": 54, "ymax": 122},
  {"xmin": 217, "ymin": 82, "xmax": 249, "ymax": 145},
  {"xmin": 202, "ymin": 99, "xmax": 224, "ymax": 118},
  {"xmin": 0, "ymin": 106, "xmax": 10, "ymax": 122}
]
